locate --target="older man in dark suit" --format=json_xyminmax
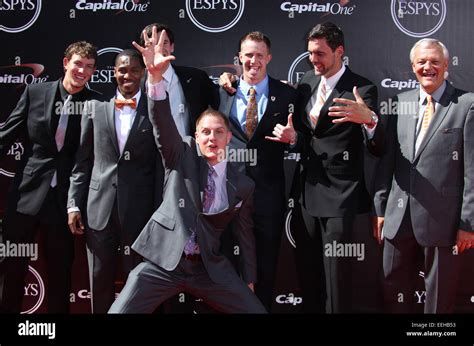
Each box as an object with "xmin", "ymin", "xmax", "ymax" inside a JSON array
[{"xmin": 373, "ymin": 38, "xmax": 474, "ymax": 313}]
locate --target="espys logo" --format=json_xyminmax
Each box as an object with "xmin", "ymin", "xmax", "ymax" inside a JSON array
[
  {"xmin": 75, "ymin": 0, "xmax": 149, "ymax": 13},
  {"xmin": 0, "ymin": 63, "xmax": 47, "ymax": 85},
  {"xmin": 280, "ymin": 1, "xmax": 355, "ymax": 16},
  {"xmin": 287, "ymin": 52, "xmax": 310, "ymax": 85},
  {"xmin": 0, "ymin": 0, "xmax": 41, "ymax": 33},
  {"xmin": 185, "ymin": 0, "xmax": 244, "ymax": 33},
  {"xmin": 22, "ymin": 265, "xmax": 45, "ymax": 314},
  {"xmin": 391, "ymin": 0, "xmax": 446, "ymax": 38},
  {"xmin": 87, "ymin": 47, "xmax": 122, "ymax": 95}
]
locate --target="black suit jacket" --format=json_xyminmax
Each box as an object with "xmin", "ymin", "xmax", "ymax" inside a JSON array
[
  {"xmin": 297, "ymin": 68, "xmax": 383, "ymax": 218},
  {"xmin": 219, "ymin": 76, "xmax": 299, "ymax": 215},
  {"xmin": 173, "ymin": 65, "xmax": 219, "ymax": 135},
  {"xmin": 0, "ymin": 80, "xmax": 101, "ymax": 216}
]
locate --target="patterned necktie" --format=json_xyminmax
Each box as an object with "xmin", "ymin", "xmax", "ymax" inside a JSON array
[
  {"xmin": 115, "ymin": 97, "xmax": 137, "ymax": 109},
  {"xmin": 245, "ymin": 87, "xmax": 258, "ymax": 138},
  {"xmin": 183, "ymin": 165, "xmax": 216, "ymax": 255},
  {"xmin": 309, "ymin": 80, "xmax": 327, "ymax": 128},
  {"xmin": 51, "ymin": 94, "xmax": 72, "ymax": 188},
  {"xmin": 421, "ymin": 95, "xmax": 434, "ymax": 131},
  {"xmin": 415, "ymin": 94, "xmax": 435, "ymax": 153}
]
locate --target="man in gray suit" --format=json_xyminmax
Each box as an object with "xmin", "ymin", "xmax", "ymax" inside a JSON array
[
  {"xmin": 68, "ymin": 49, "xmax": 161, "ymax": 313},
  {"xmin": 108, "ymin": 27, "xmax": 266, "ymax": 313},
  {"xmin": 373, "ymin": 38, "xmax": 474, "ymax": 313}
]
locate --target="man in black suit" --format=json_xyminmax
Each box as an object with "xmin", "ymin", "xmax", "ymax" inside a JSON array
[
  {"xmin": 67, "ymin": 49, "xmax": 160, "ymax": 313},
  {"xmin": 0, "ymin": 41, "xmax": 100, "ymax": 313},
  {"xmin": 218, "ymin": 31, "xmax": 299, "ymax": 311},
  {"xmin": 140, "ymin": 23, "xmax": 218, "ymax": 137},
  {"xmin": 295, "ymin": 22, "xmax": 383, "ymax": 313},
  {"xmin": 109, "ymin": 28, "xmax": 265, "ymax": 313}
]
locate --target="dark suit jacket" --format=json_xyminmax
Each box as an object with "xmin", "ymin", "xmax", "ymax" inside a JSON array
[
  {"xmin": 218, "ymin": 76, "xmax": 299, "ymax": 215},
  {"xmin": 297, "ymin": 67, "xmax": 383, "ymax": 218},
  {"xmin": 173, "ymin": 65, "xmax": 219, "ymax": 135},
  {"xmin": 374, "ymin": 83, "xmax": 474, "ymax": 246},
  {"xmin": 132, "ymin": 97, "xmax": 257, "ymax": 285},
  {"xmin": 0, "ymin": 80, "xmax": 101, "ymax": 216},
  {"xmin": 68, "ymin": 95, "xmax": 160, "ymax": 236}
]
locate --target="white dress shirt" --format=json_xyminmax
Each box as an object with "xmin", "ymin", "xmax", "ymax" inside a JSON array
[{"xmin": 115, "ymin": 89, "xmax": 141, "ymax": 154}]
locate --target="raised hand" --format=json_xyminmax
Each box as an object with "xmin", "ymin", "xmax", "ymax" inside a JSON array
[
  {"xmin": 132, "ymin": 26, "xmax": 175, "ymax": 82},
  {"xmin": 265, "ymin": 113, "xmax": 297, "ymax": 144},
  {"xmin": 328, "ymin": 86, "xmax": 374, "ymax": 125}
]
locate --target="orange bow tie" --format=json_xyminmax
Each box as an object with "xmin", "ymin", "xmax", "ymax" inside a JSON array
[{"xmin": 115, "ymin": 98, "xmax": 137, "ymax": 109}]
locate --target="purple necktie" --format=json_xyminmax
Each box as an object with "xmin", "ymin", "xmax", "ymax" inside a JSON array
[{"xmin": 183, "ymin": 165, "xmax": 216, "ymax": 255}]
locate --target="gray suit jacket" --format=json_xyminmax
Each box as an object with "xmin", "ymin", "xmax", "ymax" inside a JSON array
[
  {"xmin": 132, "ymin": 97, "xmax": 257, "ymax": 285},
  {"xmin": 374, "ymin": 82, "xmax": 474, "ymax": 246},
  {"xmin": 68, "ymin": 95, "xmax": 161, "ymax": 235}
]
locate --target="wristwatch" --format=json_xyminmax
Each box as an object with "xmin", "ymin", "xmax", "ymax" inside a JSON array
[{"xmin": 365, "ymin": 112, "xmax": 378, "ymax": 129}]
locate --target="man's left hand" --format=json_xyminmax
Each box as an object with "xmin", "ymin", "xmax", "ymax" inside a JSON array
[
  {"xmin": 328, "ymin": 86, "xmax": 374, "ymax": 125},
  {"xmin": 265, "ymin": 113, "xmax": 297, "ymax": 144}
]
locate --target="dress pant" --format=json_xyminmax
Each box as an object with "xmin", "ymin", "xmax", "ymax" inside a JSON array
[
  {"xmin": 86, "ymin": 200, "xmax": 142, "ymax": 313},
  {"xmin": 253, "ymin": 212, "xmax": 285, "ymax": 312},
  {"xmin": 300, "ymin": 205, "xmax": 353, "ymax": 313},
  {"xmin": 383, "ymin": 208, "xmax": 461, "ymax": 313},
  {"xmin": 0, "ymin": 187, "xmax": 74, "ymax": 313},
  {"xmin": 108, "ymin": 259, "xmax": 267, "ymax": 313}
]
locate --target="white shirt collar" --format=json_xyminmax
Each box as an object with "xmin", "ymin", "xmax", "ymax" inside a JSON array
[
  {"xmin": 321, "ymin": 64, "xmax": 346, "ymax": 90},
  {"xmin": 210, "ymin": 159, "xmax": 227, "ymax": 177},
  {"xmin": 116, "ymin": 88, "xmax": 141, "ymax": 103},
  {"xmin": 162, "ymin": 64, "xmax": 175, "ymax": 84}
]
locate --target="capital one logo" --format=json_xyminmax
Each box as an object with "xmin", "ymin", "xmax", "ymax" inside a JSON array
[
  {"xmin": 287, "ymin": 52, "xmax": 310, "ymax": 86},
  {"xmin": 391, "ymin": 0, "xmax": 446, "ymax": 38},
  {"xmin": 75, "ymin": 0, "xmax": 149, "ymax": 13},
  {"xmin": 87, "ymin": 47, "xmax": 122, "ymax": 95},
  {"xmin": 0, "ymin": 0, "xmax": 41, "ymax": 33},
  {"xmin": 185, "ymin": 0, "xmax": 245, "ymax": 33},
  {"xmin": 0, "ymin": 63, "xmax": 47, "ymax": 85},
  {"xmin": 22, "ymin": 265, "xmax": 45, "ymax": 314}
]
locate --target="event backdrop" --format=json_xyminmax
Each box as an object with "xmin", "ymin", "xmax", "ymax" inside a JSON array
[{"xmin": 1, "ymin": 0, "xmax": 474, "ymax": 313}]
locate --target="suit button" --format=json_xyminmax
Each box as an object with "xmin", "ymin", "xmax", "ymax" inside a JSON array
[{"xmin": 112, "ymin": 183, "xmax": 117, "ymax": 188}]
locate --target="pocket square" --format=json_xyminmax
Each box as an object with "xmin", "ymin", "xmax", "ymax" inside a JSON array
[{"xmin": 235, "ymin": 201, "xmax": 243, "ymax": 208}]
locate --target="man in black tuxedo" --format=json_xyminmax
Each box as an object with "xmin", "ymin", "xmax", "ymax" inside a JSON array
[
  {"xmin": 218, "ymin": 31, "xmax": 299, "ymax": 311},
  {"xmin": 295, "ymin": 22, "xmax": 383, "ymax": 313},
  {"xmin": 0, "ymin": 41, "xmax": 100, "ymax": 313},
  {"xmin": 67, "ymin": 49, "xmax": 161, "ymax": 313}
]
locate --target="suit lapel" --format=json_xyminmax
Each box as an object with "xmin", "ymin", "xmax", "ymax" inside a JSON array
[
  {"xmin": 105, "ymin": 97, "xmax": 120, "ymax": 157},
  {"xmin": 225, "ymin": 163, "xmax": 240, "ymax": 208},
  {"xmin": 398, "ymin": 91, "xmax": 418, "ymax": 162},
  {"xmin": 199, "ymin": 158, "xmax": 208, "ymax": 210},
  {"xmin": 414, "ymin": 83, "xmax": 455, "ymax": 161},
  {"xmin": 219, "ymin": 86, "xmax": 247, "ymax": 143},
  {"xmin": 301, "ymin": 73, "xmax": 320, "ymax": 130},
  {"xmin": 250, "ymin": 77, "xmax": 279, "ymax": 141},
  {"xmin": 45, "ymin": 80, "xmax": 60, "ymax": 145},
  {"xmin": 121, "ymin": 95, "xmax": 146, "ymax": 157}
]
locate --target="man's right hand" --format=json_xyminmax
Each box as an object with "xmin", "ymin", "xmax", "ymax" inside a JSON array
[
  {"xmin": 218, "ymin": 72, "xmax": 237, "ymax": 94},
  {"xmin": 68, "ymin": 211, "xmax": 85, "ymax": 235},
  {"xmin": 372, "ymin": 216, "xmax": 384, "ymax": 245}
]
